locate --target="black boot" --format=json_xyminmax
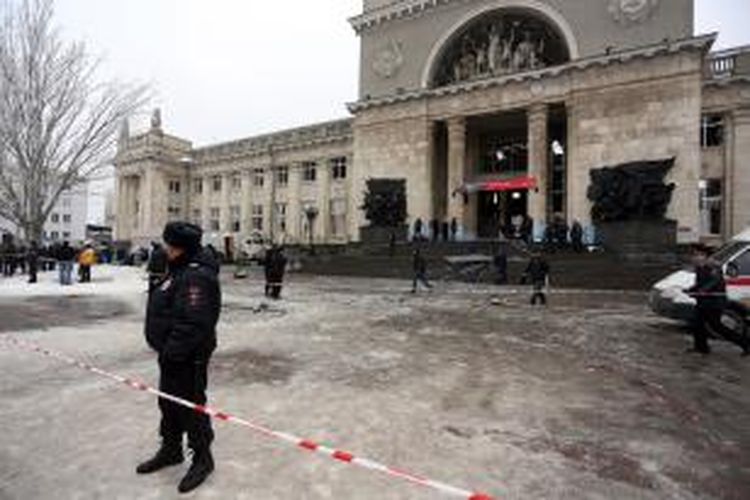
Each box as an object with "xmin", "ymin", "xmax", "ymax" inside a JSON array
[
  {"xmin": 136, "ymin": 444, "xmax": 184, "ymax": 474},
  {"xmin": 178, "ymin": 449, "xmax": 214, "ymax": 494}
]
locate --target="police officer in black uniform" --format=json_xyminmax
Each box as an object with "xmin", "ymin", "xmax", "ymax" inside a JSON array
[
  {"xmin": 686, "ymin": 244, "xmax": 749, "ymax": 356},
  {"xmin": 137, "ymin": 222, "xmax": 221, "ymax": 493}
]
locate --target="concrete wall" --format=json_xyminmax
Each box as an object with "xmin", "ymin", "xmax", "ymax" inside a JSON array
[{"xmin": 357, "ymin": 0, "xmax": 693, "ymax": 98}]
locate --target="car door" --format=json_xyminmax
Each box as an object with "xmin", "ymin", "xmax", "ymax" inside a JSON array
[{"xmin": 725, "ymin": 247, "xmax": 750, "ymax": 303}]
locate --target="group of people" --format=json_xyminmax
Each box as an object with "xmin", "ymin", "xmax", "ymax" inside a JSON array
[
  {"xmin": 0, "ymin": 238, "xmax": 98, "ymax": 285},
  {"xmin": 543, "ymin": 217, "xmax": 585, "ymax": 253},
  {"xmin": 411, "ymin": 217, "xmax": 460, "ymax": 243}
]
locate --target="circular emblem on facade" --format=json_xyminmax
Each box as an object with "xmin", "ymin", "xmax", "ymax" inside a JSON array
[
  {"xmin": 609, "ymin": 0, "xmax": 660, "ymax": 25},
  {"xmin": 372, "ymin": 39, "xmax": 404, "ymax": 79}
]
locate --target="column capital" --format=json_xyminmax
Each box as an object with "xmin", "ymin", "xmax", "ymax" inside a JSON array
[
  {"xmin": 446, "ymin": 116, "xmax": 467, "ymax": 131},
  {"xmin": 528, "ymin": 103, "xmax": 549, "ymax": 121},
  {"xmin": 733, "ymin": 106, "xmax": 750, "ymax": 125}
]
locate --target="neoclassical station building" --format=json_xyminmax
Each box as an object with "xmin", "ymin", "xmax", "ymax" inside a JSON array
[{"xmin": 115, "ymin": 0, "xmax": 750, "ymax": 251}]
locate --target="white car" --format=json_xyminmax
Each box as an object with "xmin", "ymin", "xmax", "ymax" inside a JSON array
[{"xmin": 650, "ymin": 228, "xmax": 750, "ymax": 325}]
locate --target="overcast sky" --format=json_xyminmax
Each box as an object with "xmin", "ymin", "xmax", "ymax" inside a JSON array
[{"xmin": 45, "ymin": 0, "xmax": 749, "ymax": 222}]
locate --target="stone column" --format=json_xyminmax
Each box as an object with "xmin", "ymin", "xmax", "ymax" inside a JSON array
[
  {"xmin": 288, "ymin": 164, "xmax": 302, "ymax": 241},
  {"xmin": 241, "ymin": 169, "xmax": 253, "ymax": 238},
  {"xmin": 220, "ymin": 172, "xmax": 231, "ymax": 235},
  {"xmin": 446, "ymin": 116, "xmax": 467, "ymax": 239},
  {"xmin": 731, "ymin": 107, "xmax": 750, "ymax": 234},
  {"xmin": 319, "ymin": 158, "xmax": 332, "ymax": 242},
  {"xmin": 200, "ymin": 175, "xmax": 210, "ymax": 232},
  {"xmin": 527, "ymin": 103, "xmax": 549, "ymax": 239}
]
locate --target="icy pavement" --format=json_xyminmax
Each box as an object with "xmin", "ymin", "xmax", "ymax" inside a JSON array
[{"xmin": 1, "ymin": 266, "xmax": 749, "ymax": 499}]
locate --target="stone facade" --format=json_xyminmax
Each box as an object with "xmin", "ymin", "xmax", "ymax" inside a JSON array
[{"xmin": 115, "ymin": 0, "xmax": 750, "ymax": 248}]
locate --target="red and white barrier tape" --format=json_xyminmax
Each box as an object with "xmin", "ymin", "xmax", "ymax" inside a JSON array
[{"xmin": 1, "ymin": 336, "xmax": 495, "ymax": 500}]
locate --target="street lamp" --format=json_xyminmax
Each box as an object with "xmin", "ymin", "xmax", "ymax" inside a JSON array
[{"xmin": 303, "ymin": 206, "xmax": 319, "ymax": 255}]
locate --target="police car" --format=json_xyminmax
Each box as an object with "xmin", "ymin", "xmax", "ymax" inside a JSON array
[{"xmin": 649, "ymin": 228, "xmax": 750, "ymax": 333}]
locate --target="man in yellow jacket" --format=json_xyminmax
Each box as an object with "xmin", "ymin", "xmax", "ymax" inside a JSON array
[{"xmin": 78, "ymin": 244, "xmax": 97, "ymax": 283}]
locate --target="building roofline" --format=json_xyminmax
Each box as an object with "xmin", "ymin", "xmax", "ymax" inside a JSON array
[{"xmin": 348, "ymin": 33, "xmax": 717, "ymax": 112}]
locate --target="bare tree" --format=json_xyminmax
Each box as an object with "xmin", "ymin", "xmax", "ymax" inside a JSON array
[{"xmin": 0, "ymin": 0, "xmax": 148, "ymax": 241}]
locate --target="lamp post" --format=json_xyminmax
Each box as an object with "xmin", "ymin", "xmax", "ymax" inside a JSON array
[{"xmin": 303, "ymin": 206, "xmax": 319, "ymax": 256}]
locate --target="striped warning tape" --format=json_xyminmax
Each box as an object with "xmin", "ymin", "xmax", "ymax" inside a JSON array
[{"xmin": 1, "ymin": 336, "xmax": 495, "ymax": 500}]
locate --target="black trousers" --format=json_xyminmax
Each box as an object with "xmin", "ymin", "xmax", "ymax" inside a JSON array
[
  {"xmin": 79, "ymin": 265, "xmax": 91, "ymax": 283},
  {"xmin": 693, "ymin": 306, "xmax": 748, "ymax": 353},
  {"xmin": 530, "ymin": 282, "xmax": 547, "ymax": 305},
  {"xmin": 158, "ymin": 358, "xmax": 214, "ymax": 451},
  {"xmin": 28, "ymin": 262, "xmax": 37, "ymax": 283}
]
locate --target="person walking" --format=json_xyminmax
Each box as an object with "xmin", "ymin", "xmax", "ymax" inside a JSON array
[
  {"xmin": 78, "ymin": 244, "xmax": 96, "ymax": 283},
  {"xmin": 268, "ymin": 246, "xmax": 288, "ymax": 300},
  {"xmin": 411, "ymin": 247, "xmax": 432, "ymax": 293},
  {"xmin": 57, "ymin": 241, "xmax": 76, "ymax": 285},
  {"xmin": 27, "ymin": 241, "xmax": 39, "ymax": 284},
  {"xmin": 137, "ymin": 222, "xmax": 221, "ymax": 493},
  {"xmin": 523, "ymin": 249, "xmax": 550, "ymax": 306},
  {"xmin": 570, "ymin": 220, "xmax": 584, "ymax": 253},
  {"xmin": 686, "ymin": 244, "xmax": 749, "ymax": 356}
]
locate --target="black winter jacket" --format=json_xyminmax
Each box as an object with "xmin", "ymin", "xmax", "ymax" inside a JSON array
[{"xmin": 145, "ymin": 248, "xmax": 221, "ymax": 361}]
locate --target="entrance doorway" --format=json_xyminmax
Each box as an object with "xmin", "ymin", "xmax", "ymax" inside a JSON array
[
  {"xmin": 477, "ymin": 190, "xmax": 529, "ymax": 238},
  {"xmin": 468, "ymin": 110, "xmax": 529, "ymax": 239}
]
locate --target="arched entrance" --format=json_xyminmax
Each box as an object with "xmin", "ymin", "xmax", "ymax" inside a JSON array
[{"xmin": 421, "ymin": 1, "xmax": 578, "ymax": 89}]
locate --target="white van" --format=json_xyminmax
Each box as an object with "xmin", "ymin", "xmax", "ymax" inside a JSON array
[{"xmin": 649, "ymin": 228, "xmax": 750, "ymax": 324}]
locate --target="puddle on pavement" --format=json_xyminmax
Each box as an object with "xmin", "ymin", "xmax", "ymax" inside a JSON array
[
  {"xmin": 0, "ymin": 295, "xmax": 132, "ymax": 332},
  {"xmin": 211, "ymin": 349, "xmax": 295, "ymax": 386}
]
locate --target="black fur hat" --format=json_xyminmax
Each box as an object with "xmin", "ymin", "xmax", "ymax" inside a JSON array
[{"xmin": 163, "ymin": 222, "xmax": 202, "ymax": 253}]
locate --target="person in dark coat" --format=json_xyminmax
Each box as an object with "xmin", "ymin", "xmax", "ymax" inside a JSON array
[
  {"xmin": 27, "ymin": 241, "xmax": 39, "ymax": 284},
  {"xmin": 520, "ymin": 216, "xmax": 533, "ymax": 246},
  {"xmin": 430, "ymin": 219, "xmax": 439, "ymax": 243},
  {"xmin": 493, "ymin": 245, "xmax": 508, "ymax": 285},
  {"xmin": 442, "ymin": 221, "xmax": 450, "ymax": 242},
  {"xmin": 450, "ymin": 218, "xmax": 458, "ymax": 242},
  {"xmin": 411, "ymin": 247, "xmax": 432, "ymax": 293},
  {"xmin": 570, "ymin": 220, "xmax": 584, "ymax": 253},
  {"xmin": 413, "ymin": 218, "xmax": 423, "ymax": 242},
  {"xmin": 137, "ymin": 222, "xmax": 221, "ymax": 493},
  {"xmin": 523, "ymin": 250, "xmax": 550, "ymax": 306},
  {"xmin": 147, "ymin": 242, "xmax": 168, "ymax": 293},
  {"xmin": 686, "ymin": 244, "xmax": 749, "ymax": 356},
  {"xmin": 57, "ymin": 241, "xmax": 76, "ymax": 285},
  {"xmin": 267, "ymin": 246, "xmax": 288, "ymax": 300}
]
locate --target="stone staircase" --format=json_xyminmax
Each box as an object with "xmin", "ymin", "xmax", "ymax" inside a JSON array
[{"xmin": 294, "ymin": 240, "xmax": 684, "ymax": 291}]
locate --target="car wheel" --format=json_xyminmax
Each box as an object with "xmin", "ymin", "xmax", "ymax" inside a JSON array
[{"xmin": 720, "ymin": 308, "xmax": 749, "ymax": 340}]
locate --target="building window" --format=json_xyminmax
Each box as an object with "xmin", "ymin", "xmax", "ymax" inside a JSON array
[
  {"xmin": 330, "ymin": 198, "xmax": 347, "ymax": 238},
  {"xmin": 167, "ymin": 206, "xmax": 181, "ymax": 221},
  {"xmin": 50, "ymin": 213, "xmax": 59, "ymax": 223},
  {"xmin": 331, "ymin": 157, "xmax": 347, "ymax": 180},
  {"xmin": 231, "ymin": 173, "xmax": 242, "ymax": 191},
  {"xmin": 274, "ymin": 203, "xmax": 287, "ymax": 233},
  {"xmin": 302, "ymin": 162, "xmax": 317, "ymax": 182},
  {"xmin": 50, "ymin": 231, "xmax": 59, "ymax": 240},
  {"xmin": 251, "ymin": 205, "xmax": 264, "ymax": 232},
  {"xmin": 699, "ymin": 179, "xmax": 722, "ymax": 236},
  {"xmin": 731, "ymin": 250, "xmax": 750, "ymax": 276},
  {"xmin": 192, "ymin": 209, "xmax": 202, "ymax": 226},
  {"xmin": 275, "ymin": 166, "xmax": 289, "ymax": 187},
  {"xmin": 253, "ymin": 168, "xmax": 265, "ymax": 188},
  {"xmin": 230, "ymin": 205, "xmax": 241, "ymax": 233},
  {"xmin": 193, "ymin": 178, "xmax": 203, "ymax": 195},
  {"xmin": 212, "ymin": 176, "xmax": 222, "ymax": 192},
  {"xmin": 62, "ymin": 231, "xmax": 70, "ymax": 239},
  {"xmin": 701, "ymin": 114, "xmax": 724, "ymax": 148},
  {"xmin": 168, "ymin": 180, "xmax": 181, "ymax": 194},
  {"xmin": 209, "ymin": 207, "xmax": 220, "ymax": 231},
  {"xmin": 300, "ymin": 201, "xmax": 317, "ymax": 237},
  {"xmin": 62, "ymin": 214, "xmax": 72, "ymax": 224}
]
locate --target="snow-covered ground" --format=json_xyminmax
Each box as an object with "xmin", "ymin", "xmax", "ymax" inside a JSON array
[
  {"xmin": 1, "ymin": 270, "xmax": 749, "ymax": 499},
  {"xmin": 0, "ymin": 265, "xmax": 146, "ymax": 299}
]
